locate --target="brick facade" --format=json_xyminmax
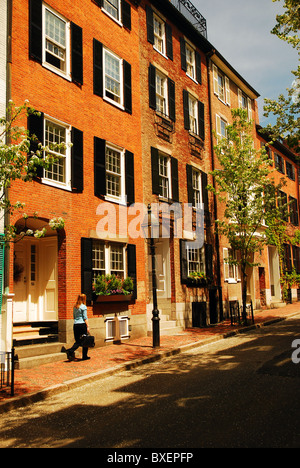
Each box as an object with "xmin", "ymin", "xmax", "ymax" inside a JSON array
[
  {"xmin": 6, "ymin": 0, "xmax": 300, "ymax": 351},
  {"xmin": 9, "ymin": 0, "xmax": 147, "ymax": 344}
]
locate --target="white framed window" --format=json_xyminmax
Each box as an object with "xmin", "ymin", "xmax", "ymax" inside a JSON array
[
  {"xmin": 42, "ymin": 4, "xmax": 71, "ymax": 79},
  {"xmin": 213, "ymin": 64, "xmax": 230, "ymax": 106},
  {"xmin": 103, "ymin": 0, "xmax": 121, "ymax": 22},
  {"xmin": 92, "ymin": 241, "xmax": 126, "ymax": 280},
  {"xmin": 103, "ymin": 48, "xmax": 124, "ymax": 108},
  {"xmin": 105, "ymin": 316, "xmax": 129, "ymax": 341},
  {"xmin": 188, "ymin": 94, "xmax": 198, "ymax": 135},
  {"xmin": 186, "ymin": 43, "xmax": 196, "ymax": 81},
  {"xmin": 238, "ymin": 89, "xmax": 252, "ymax": 121},
  {"xmin": 43, "ymin": 117, "xmax": 71, "ymax": 190},
  {"xmin": 192, "ymin": 168, "xmax": 203, "ymax": 209},
  {"xmin": 156, "ymin": 70, "xmax": 168, "ymax": 116},
  {"xmin": 187, "ymin": 246, "xmax": 205, "ymax": 276},
  {"xmin": 159, "ymin": 153, "xmax": 171, "ymax": 199},
  {"xmin": 105, "ymin": 143, "xmax": 126, "ymax": 203},
  {"xmin": 216, "ymin": 114, "xmax": 227, "ymax": 141},
  {"xmin": 223, "ymin": 248, "xmax": 241, "ymax": 283},
  {"xmin": 153, "ymin": 13, "xmax": 166, "ymax": 55}
]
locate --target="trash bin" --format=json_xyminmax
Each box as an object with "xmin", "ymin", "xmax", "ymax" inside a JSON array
[{"xmin": 192, "ymin": 301, "xmax": 207, "ymax": 327}]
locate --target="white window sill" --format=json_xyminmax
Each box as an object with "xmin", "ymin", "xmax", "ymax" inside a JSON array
[
  {"xmin": 105, "ymin": 195, "xmax": 127, "ymax": 206},
  {"xmin": 42, "ymin": 178, "xmax": 72, "ymax": 192},
  {"xmin": 42, "ymin": 62, "xmax": 71, "ymax": 82},
  {"xmin": 153, "ymin": 46, "xmax": 168, "ymax": 60},
  {"xmin": 101, "ymin": 7, "xmax": 123, "ymax": 28},
  {"xmin": 103, "ymin": 95, "xmax": 125, "ymax": 112}
]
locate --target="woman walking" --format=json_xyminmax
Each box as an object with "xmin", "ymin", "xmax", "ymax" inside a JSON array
[{"xmin": 65, "ymin": 294, "xmax": 91, "ymax": 361}]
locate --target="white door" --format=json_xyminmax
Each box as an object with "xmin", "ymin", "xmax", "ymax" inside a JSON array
[
  {"xmin": 13, "ymin": 241, "xmax": 28, "ymax": 322},
  {"xmin": 13, "ymin": 237, "xmax": 58, "ymax": 323},
  {"xmin": 39, "ymin": 238, "xmax": 58, "ymax": 321},
  {"xmin": 152, "ymin": 239, "xmax": 171, "ymax": 298},
  {"xmin": 268, "ymin": 246, "xmax": 281, "ymax": 300}
]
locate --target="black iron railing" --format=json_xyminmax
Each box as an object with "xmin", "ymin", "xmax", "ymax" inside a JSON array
[
  {"xmin": 0, "ymin": 348, "xmax": 15, "ymax": 396},
  {"xmin": 229, "ymin": 300, "xmax": 254, "ymax": 326},
  {"xmin": 169, "ymin": 0, "xmax": 207, "ymax": 38}
]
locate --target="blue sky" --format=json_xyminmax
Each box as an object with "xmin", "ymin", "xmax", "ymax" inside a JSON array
[{"xmin": 194, "ymin": 0, "xmax": 298, "ymax": 125}]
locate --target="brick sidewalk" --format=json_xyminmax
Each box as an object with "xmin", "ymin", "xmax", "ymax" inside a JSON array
[{"xmin": 1, "ymin": 303, "xmax": 300, "ymax": 410}]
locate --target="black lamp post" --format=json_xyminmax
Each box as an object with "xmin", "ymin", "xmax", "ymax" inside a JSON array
[{"xmin": 142, "ymin": 204, "xmax": 160, "ymax": 348}]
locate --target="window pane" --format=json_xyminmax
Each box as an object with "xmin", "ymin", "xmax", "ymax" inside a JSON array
[
  {"xmin": 159, "ymin": 155, "xmax": 169, "ymax": 198},
  {"xmin": 110, "ymin": 245, "xmax": 124, "ymax": 276},
  {"xmin": 106, "ymin": 146, "xmax": 121, "ymax": 197},
  {"xmin": 103, "ymin": 0, "xmax": 119, "ymax": 20},
  {"xmin": 192, "ymin": 169, "xmax": 201, "ymax": 208},
  {"xmin": 45, "ymin": 9, "xmax": 66, "ymax": 72},
  {"xmin": 92, "ymin": 241, "xmax": 105, "ymax": 280},
  {"xmin": 44, "ymin": 120, "xmax": 66, "ymax": 183},
  {"xmin": 156, "ymin": 73, "xmax": 166, "ymax": 114},
  {"xmin": 154, "ymin": 16, "xmax": 164, "ymax": 54},
  {"xmin": 186, "ymin": 45, "xmax": 195, "ymax": 79},
  {"xmin": 105, "ymin": 51, "xmax": 121, "ymax": 103}
]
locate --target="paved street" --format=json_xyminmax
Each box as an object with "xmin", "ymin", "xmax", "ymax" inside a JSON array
[{"xmin": 0, "ymin": 315, "xmax": 300, "ymax": 448}]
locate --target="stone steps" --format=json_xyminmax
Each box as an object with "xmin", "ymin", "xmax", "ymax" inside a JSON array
[
  {"xmin": 147, "ymin": 299, "xmax": 184, "ymax": 336},
  {"xmin": 12, "ymin": 322, "xmax": 63, "ymax": 369}
]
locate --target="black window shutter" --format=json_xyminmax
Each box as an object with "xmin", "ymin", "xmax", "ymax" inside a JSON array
[
  {"xmin": 205, "ymin": 244, "xmax": 213, "ymax": 280},
  {"xmin": 94, "ymin": 137, "xmax": 106, "ymax": 197},
  {"xmin": 295, "ymin": 246, "xmax": 300, "ymax": 274},
  {"xmin": 127, "ymin": 244, "xmax": 137, "ymax": 299},
  {"xmin": 81, "ymin": 238, "xmax": 93, "ymax": 302},
  {"xmin": 125, "ymin": 150, "xmax": 135, "ymax": 205},
  {"xmin": 168, "ymin": 78, "xmax": 176, "ymax": 122},
  {"xmin": 165, "ymin": 23, "xmax": 173, "ymax": 60},
  {"xmin": 186, "ymin": 164, "xmax": 193, "ymax": 205},
  {"xmin": 148, "ymin": 64, "xmax": 156, "ymax": 110},
  {"xmin": 198, "ymin": 101, "xmax": 205, "ymax": 140},
  {"xmin": 201, "ymin": 171, "xmax": 210, "ymax": 224},
  {"xmin": 71, "ymin": 127, "xmax": 83, "ymax": 193},
  {"xmin": 180, "ymin": 38, "xmax": 187, "ymax": 71},
  {"xmin": 151, "ymin": 147, "xmax": 160, "ymax": 195},
  {"xmin": 93, "ymin": 39, "xmax": 103, "ymax": 97},
  {"xmin": 171, "ymin": 157, "xmax": 179, "ymax": 202},
  {"xmin": 123, "ymin": 60, "xmax": 132, "ymax": 114},
  {"xmin": 283, "ymin": 244, "xmax": 292, "ymax": 273},
  {"xmin": 180, "ymin": 239, "xmax": 188, "ymax": 284},
  {"xmin": 195, "ymin": 51, "xmax": 202, "ymax": 84},
  {"xmin": 183, "ymin": 90, "xmax": 190, "ymax": 130},
  {"xmin": 71, "ymin": 23, "xmax": 83, "ymax": 85},
  {"xmin": 29, "ymin": 0, "xmax": 42, "ymax": 63},
  {"xmin": 94, "ymin": 0, "xmax": 103, "ymax": 6},
  {"xmin": 146, "ymin": 5, "xmax": 154, "ymax": 44},
  {"xmin": 122, "ymin": 0, "xmax": 131, "ymax": 30},
  {"xmin": 28, "ymin": 112, "xmax": 44, "ymax": 178}
]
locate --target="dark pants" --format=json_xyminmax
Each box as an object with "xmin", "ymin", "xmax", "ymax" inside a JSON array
[{"xmin": 67, "ymin": 323, "xmax": 88, "ymax": 359}]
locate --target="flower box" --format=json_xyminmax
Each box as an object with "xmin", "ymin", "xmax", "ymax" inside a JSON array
[{"xmin": 96, "ymin": 294, "xmax": 133, "ymax": 303}]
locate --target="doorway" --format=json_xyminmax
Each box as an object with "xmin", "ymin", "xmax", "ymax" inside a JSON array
[
  {"xmin": 13, "ymin": 236, "xmax": 58, "ymax": 323},
  {"xmin": 268, "ymin": 246, "xmax": 281, "ymax": 301},
  {"xmin": 148, "ymin": 238, "xmax": 171, "ymax": 299}
]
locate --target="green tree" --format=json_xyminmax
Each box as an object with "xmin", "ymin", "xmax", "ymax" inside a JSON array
[
  {"xmin": 209, "ymin": 108, "xmax": 285, "ymax": 323},
  {"xmin": 0, "ymin": 101, "xmax": 65, "ymax": 243},
  {"xmin": 263, "ymin": 0, "xmax": 300, "ymax": 151}
]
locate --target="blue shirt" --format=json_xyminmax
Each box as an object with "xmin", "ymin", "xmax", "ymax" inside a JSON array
[{"xmin": 73, "ymin": 304, "xmax": 88, "ymax": 324}]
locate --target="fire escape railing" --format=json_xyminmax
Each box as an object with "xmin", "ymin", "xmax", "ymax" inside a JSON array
[{"xmin": 169, "ymin": 0, "xmax": 207, "ymax": 39}]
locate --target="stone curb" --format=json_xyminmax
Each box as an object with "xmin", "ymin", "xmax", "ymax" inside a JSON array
[{"xmin": 0, "ymin": 314, "xmax": 297, "ymax": 413}]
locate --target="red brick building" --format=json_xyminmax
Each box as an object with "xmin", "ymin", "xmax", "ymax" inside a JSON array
[
  {"xmin": 5, "ymin": 0, "xmax": 299, "ymax": 362},
  {"xmin": 256, "ymin": 127, "xmax": 300, "ymax": 307},
  {"xmin": 9, "ymin": 0, "xmax": 147, "ymax": 350},
  {"xmin": 137, "ymin": 0, "xmax": 222, "ymax": 332}
]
